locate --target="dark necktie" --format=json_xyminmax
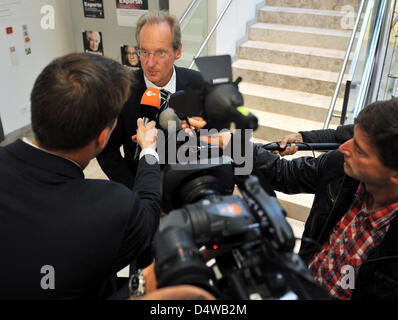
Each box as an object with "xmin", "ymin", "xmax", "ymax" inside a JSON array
[{"xmin": 160, "ymin": 89, "xmax": 171, "ymax": 114}]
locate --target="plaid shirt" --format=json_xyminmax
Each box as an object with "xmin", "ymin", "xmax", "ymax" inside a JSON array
[{"xmin": 308, "ymin": 183, "xmax": 398, "ymax": 300}]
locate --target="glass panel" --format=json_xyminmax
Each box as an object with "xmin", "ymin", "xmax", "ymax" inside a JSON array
[
  {"xmin": 344, "ymin": 1, "xmax": 380, "ymax": 124},
  {"xmin": 377, "ymin": 0, "xmax": 398, "ymax": 100},
  {"xmin": 176, "ymin": 0, "xmax": 208, "ymax": 69}
]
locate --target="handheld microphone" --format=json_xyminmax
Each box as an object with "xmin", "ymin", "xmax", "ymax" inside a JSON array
[
  {"xmin": 134, "ymin": 88, "xmax": 162, "ymax": 161},
  {"xmin": 159, "ymin": 108, "xmax": 183, "ymax": 132},
  {"xmin": 140, "ymin": 88, "xmax": 161, "ymax": 124},
  {"xmin": 264, "ymin": 142, "xmax": 341, "ymax": 152}
]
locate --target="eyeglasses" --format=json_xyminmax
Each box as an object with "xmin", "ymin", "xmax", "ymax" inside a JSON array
[
  {"xmin": 137, "ymin": 49, "xmax": 171, "ymax": 60},
  {"xmin": 126, "ymin": 52, "xmax": 138, "ymax": 56}
]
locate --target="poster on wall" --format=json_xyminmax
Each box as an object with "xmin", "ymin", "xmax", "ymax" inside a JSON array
[
  {"xmin": 116, "ymin": 0, "xmax": 148, "ymax": 27},
  {"xmin": 83, "ymin": 0, "xmax": 105, "ymax": 19},
  {"xmin": 83, "ymin": 31, "xmax": 104, "ymax": 56},
  {"xmin": 121, "ymin": 45, "xmax": 141, "ymax": 70}
]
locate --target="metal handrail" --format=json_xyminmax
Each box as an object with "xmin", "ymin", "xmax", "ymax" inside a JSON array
[
  {"xmin": 323, "ymin": 0, "xmax": 367, "ymax": 129},
  {"xmin": 347, "ymin": 0, "xmax": 374, "ymax": 82},
  {"xmin": 179, "ymin": 0, "xmax": 199, "ymax": 25},
  {"xmin": 352, "ymin": 0, "xmax": 389, "ymax": 120},
  {"xmin": 188, "ymin": 0, "xmax": 234, "ymax": 69}
]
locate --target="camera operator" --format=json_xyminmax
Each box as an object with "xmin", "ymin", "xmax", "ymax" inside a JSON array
[
  {"xmin": 205, "ymin": 99, "xmax": 398, "ymax": 300},
  {"xmin": 0, "ymin": 53, "xmax": 161, "ymax": 300}
]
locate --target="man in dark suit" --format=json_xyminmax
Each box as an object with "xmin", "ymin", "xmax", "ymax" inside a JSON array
[
  {"xmin": 97, "ymin": 11, "xmax": 205, "ymax": 189},
  {"xmin": 0, "ymin": 53, "xmax": 161, "ymax": 300}
]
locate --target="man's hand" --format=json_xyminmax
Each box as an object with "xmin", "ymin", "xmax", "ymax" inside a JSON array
[
  {"xmin": 200, "ymin": 131, "xmax": 232, "ymax": 150},
  {"xmin": 136, "ymin": 118, "xmax": 158, "ymax": 150},
  {"xmin": 133, "ymin": 285, "xmax": 216, "ymax": 300},
  {"xmin": 276, "ymin": 133, "xmax": 303, "ymax": 156},
  {"xmin": 130, "ymin": 262, "xmax": 215, "ymax": 300},
  {"xmin": 182, "ymin": 117, "xmax": 207, "ymax": 136}
]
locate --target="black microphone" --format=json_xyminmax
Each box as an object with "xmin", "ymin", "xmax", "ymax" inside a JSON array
[
  {"xmin": 134, "ymin": 88, "xmax": 161, "ymax": 161},
  {"xmin": 264, "ymin": 142, "xmax": 341, "ymax": 152}
]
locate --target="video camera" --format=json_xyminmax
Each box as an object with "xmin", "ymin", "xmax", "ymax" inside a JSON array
[{"xmin": 153, "ymin": 56, "xmax": 330, "ymax": 300}]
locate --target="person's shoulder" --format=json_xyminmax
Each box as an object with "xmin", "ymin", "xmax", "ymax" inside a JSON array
[
  {"xmin": 318, "ymin": 149, "xmax": 345, "ymax": 176},
  {"xmin": 177, "ymin": 66, "xmax": 201, "ymax": 75},
  {"xmin": 130, "ymin": 68, "xmax": 145, "ymax": 89},
  {"xmin": 121, "ymin": 69, "xmax": 145, "ymax": 114},
  {"xmin": 175, "ymin": 66, "xmax": 202, "ymax": 78},
  {"xmin": 175, "ymin": 66, "xmax": 204, "ymax": 88},
  {"xmin": 83, "ymin": 179, "xmax": 137, "ymax": 210}
]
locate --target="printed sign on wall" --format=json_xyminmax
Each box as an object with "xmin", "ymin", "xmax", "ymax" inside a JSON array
[
  {"xmin": 83, "ymin": 30, "xmax": 104, "ymax": 55},
  {"xmin": 116, "ymin": 0, "xmax": 148, "ymax": 27},
  {"xmin": 121, "ymin": 45, "xmax": 141, "ymax": 70},
  {"xmin": 83, "ymin": 0, "xmax": 105, "ymax": 19}
]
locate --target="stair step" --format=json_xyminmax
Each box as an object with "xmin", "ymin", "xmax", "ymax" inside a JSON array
[
  {"xmin": 280, "ymin": 192, "xmax": 314, "ymax": 222},
  {"xmin": 233, "ymin": 59, "xmax": 346, "ymax": 97},
  {"xmin": 265, "ymin": 0, "xmax": 361, "ymax": 11},
  {"xmin": 250, "ymin": 107, "xmax": 325, "ymax": 132},
  {"xmin": 239, "ymin": 40, "xmax": 351, "ymax": 72},
  {"xmin": 239, "ymin": 82, "xmax": 342, "ymax": 123},
  {"xmin": 259, "ymin": 6, "xmax": 358, "ymax": 30},
  {"xmin": 249, "ymin": 22, "xmax": 355, "ymax": 50},
  {"xmin": 286, "ymin": 217, "xmax": 305, "ymax": 253},
  {"xmin": 247, "ymin": 107, "xmax": 333, "ymax": 142}
]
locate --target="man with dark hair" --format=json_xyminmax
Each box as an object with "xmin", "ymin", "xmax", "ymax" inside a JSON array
[
  {"xmin": 97, "ymin": 11, "xmax": 205, "ymax": 189},
  {"xmin": 207, "ymin": 99, "xmax": 398, "ymax": 299},
  {"xmin": 0, "ymin": 53, "xmax": 161, "ymax": 300}
]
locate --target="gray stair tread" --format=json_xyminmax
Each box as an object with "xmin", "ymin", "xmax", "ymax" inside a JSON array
[
  {"xmin": 276, "ymin": 191, "xmax": 314, "ymax": 208},
  {"xmin": 241, "ymin": 40, "xmax": 350, "ymax": 60},
  {"xmin": 247, "ymin": 107, "xmax": 325, "ymax": 132},
  {"xmin": 238, "ymin": 82, "xmax": 343, "ymax": 111},
  {"xmin": 252, "ymin": 22, "xmax": 354, "ymax": 37},
  {"xmin": 233, "ymin": 59, "xmax": 344, "ymax": 83},
  {"xmin": 260, "ymin": 6, "xmax": 355, "ymax": 17}
]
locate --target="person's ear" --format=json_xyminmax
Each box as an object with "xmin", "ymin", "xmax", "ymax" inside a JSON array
[
  {"xmin": 175, "ymin": 44, "xmax": 182, "ymax": 60},
  {"xmin": 96, "ymin": 119, "xmax": 117, "ymax": 150},
  {"xmin": 390, "ymin": 171, "xmax": 398, "ymax": 185},
  {"xmin": 96, "ymin": 128, "xmax": 110, "ymax": 150}
]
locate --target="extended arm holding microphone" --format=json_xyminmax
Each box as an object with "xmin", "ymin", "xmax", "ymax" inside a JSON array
[
  {"xmin": 264, "ymin": 142, "xmax": 341, "ymax": 153},
  {"xmin": 134, "ymin": 89, "xmax": 162, "ymax": 161},
  {"xmin": 277, "ymin": 125, "xmax": 354, "ymax": 156}
]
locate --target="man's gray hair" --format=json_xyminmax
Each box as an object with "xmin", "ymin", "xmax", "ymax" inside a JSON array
[{"xmin": 135, "ymin": 11, "xmax": 181, "ymax": 51}]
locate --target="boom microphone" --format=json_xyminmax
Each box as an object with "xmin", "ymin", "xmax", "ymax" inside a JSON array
[
  {"xmin": 159, "ymin": 108, "xmax": 183, "ymax": 132},
  {"xmin": 264, "ymin": 142, "xmax": 341, "ymax": 152},
  {"xmin": 134, "ymin": 88, "xmax": 162, "ymax": 160}
]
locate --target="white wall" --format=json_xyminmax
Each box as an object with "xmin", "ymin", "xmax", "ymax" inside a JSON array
[
  {"xmin": 214, "ymin": 0, "xmax": 264, "ymax": 58},
  {"xmin": 0, "ymin": 0, "xmax": 75, "ymax": 135}
]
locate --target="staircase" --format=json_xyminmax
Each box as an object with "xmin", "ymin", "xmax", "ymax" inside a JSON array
[{"xmin": 232, "ymin": 0, "xmax": 360, "ymax": 226}]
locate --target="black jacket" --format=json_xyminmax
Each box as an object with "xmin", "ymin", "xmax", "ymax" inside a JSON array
[
  {"xmin": 252, "ymin": 145, "xmax": 398, "ymax": 299},
  {"xmin": 97, "ymin": 66, "xmax": 204, "ymax": 189},
  {"xmin": 0, "ymin": 140, "xmax": 161, "ymax": 300},
  {"xmin": 300, "ymin": 124, "xmax": 354, "ymax": 144}
]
